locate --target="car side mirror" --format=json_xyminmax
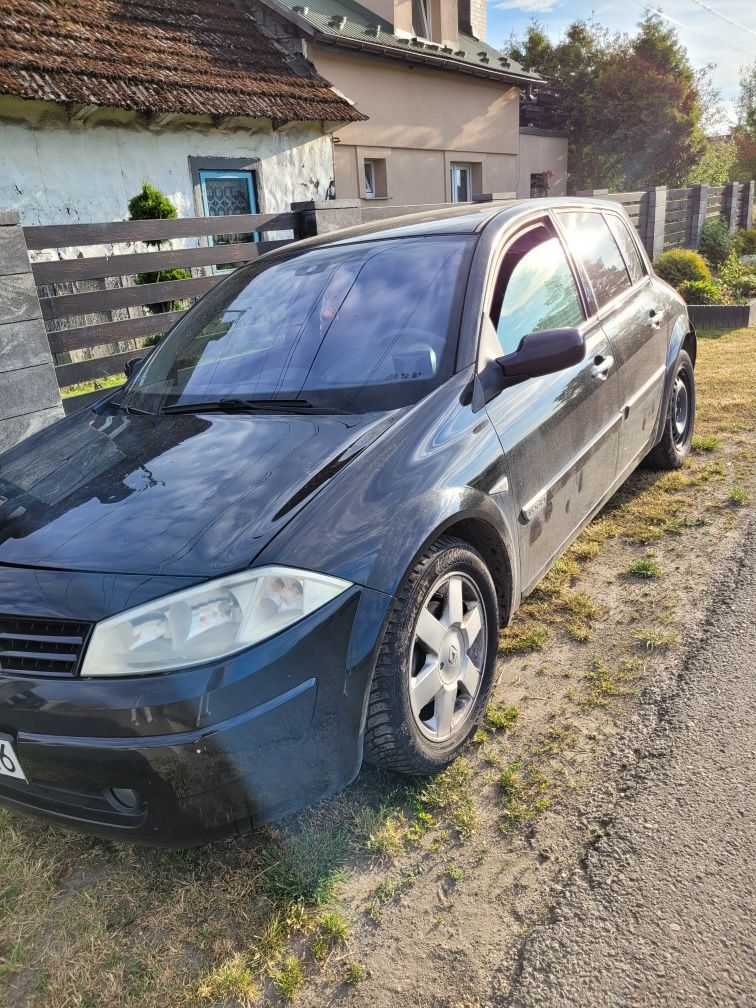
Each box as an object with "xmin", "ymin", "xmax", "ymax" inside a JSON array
[
  {"xmin": 124, "ymin": 357, "xmax": 144, "ymax": 379},
  {"xmin": 497, "ymin": 328, "xmax": 586, "ymax": 380}
]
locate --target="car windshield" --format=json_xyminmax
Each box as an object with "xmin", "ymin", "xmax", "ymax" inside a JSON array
[{"xmin": 118, "ymin": 235, "xmax": 474, "ymax": 415}]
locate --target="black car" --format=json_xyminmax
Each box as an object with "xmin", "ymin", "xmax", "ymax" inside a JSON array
[{"xmin": 0, "ymin": 199, "xmax": 694, "ymax": 846}]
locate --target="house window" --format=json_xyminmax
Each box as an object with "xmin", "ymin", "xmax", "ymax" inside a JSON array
[
  {"xmin": 198, "ymin": 168, "xmax": 258, "ymax": 245},
  {"xmin": 364, "ymin": 160, "xmax": 376, "ymax": 199},
  {"xmin": 412, "ymin": 0, "xmax": 431, "ymax": 39},
  {"xmin": 362, "ymin": 158, "xmax": 388, "ymax": 199},
  {"xmin": 450, "ymin": 163, "xmax": 472, "ymax": 203}
]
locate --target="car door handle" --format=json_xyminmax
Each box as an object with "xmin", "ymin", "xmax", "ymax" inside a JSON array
[
  {"xmin": 591, "ymin": 354, "xmax": 614, "ymax": 380},
  {"xmin": 649, "ymin": 308, "xmax": 664, "ymax": 329}
]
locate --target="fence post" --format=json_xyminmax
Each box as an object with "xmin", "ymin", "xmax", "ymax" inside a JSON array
[
  {"xmin": 686, "ymin": 183, "xmax": 708, "ymax": 250},
  {"xmin": 722, "ymin": 182, "xmax": 739, "ymax": 233},
  {"xmin": 641, "ymin": 186, "xmax": 667, "ymax": 261},
  {"xmin": 739, "ymin": 180, "xmax": 755, "ymax": 229},
  {"xmin": 291, "ymin": 199, "xmax": 362, "ymax": 238},
  {"xmin": 0, "ymin": 211, "xmax": 63, "ymax": 454}
]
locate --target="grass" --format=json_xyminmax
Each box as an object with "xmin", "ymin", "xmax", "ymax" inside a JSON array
[
  {"xmin": 196, "ymin": 954, "xmax": 261, "ymax": 1004},
  {"xmin": 344, "ymin": 960, "xmax": 368, "ymax": 984},
  {"xmin": 579, "ymin": 660, "xmax": 633, "ymax": 710},
  {"xmin": 499, "ymin": 624, "xmax": 548, "ymax": 654},
  {"xmin": 635, "ymin": 627, "xmax": 680, "ymax": 651},
  {"xmin": 485, "ymin": 704, "xmax": 520, "ymax": 731},
  {"xmin": 729, "ymin": 485, "xmax": 748, "ymax": 505},
  {"xmin": 60, "ymin": 374, "xmax": 125, "ymax": 399},
  {"xmin": 624, "ymin": 557, "xmax": 662, "ymax": 579},
  {"xmin": 691, "ymin": 435, "xmax": 721, "ymax": 452},
  {"xmin": 275, "ymin": 955, "xmax": 305, "ymax": 1000}
]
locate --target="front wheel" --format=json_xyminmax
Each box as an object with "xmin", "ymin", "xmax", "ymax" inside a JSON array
[
  {"xmin": 363, "ymin": 536, "xmax": 499, "ymax": 774},
  {"xmin": 644, "ymin": 350, "xmax": 695, "ymax": 470}
]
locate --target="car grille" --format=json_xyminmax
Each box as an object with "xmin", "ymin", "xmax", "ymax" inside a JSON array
[{"xmin": 0, "ymin": 615, "xmax": 93, "ymax": 677}]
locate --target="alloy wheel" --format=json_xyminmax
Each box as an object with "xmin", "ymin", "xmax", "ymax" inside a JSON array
[
  {"xmin": 672, "ymin": 368, "xmax": 692, "ymax": 446},
  {"xmin": 408, "ymin": 571, "xmax": 488, "ymax": 742}
]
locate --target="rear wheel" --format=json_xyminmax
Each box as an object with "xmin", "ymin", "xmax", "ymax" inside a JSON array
[
  {"xmin": 363, "ymin": 536, "xmax": 499, "ymax": 774},
  {"xmin": 645, "ymin": 350, "xmax": 695, "ymax": 470}
]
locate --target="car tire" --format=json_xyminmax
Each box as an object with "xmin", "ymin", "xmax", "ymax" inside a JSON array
[
  {"xmin": 644, "ymin": 350, "xmax": 695, "ymax": 470},
  {"xmin": 363, "ymin": 535, "xmax": 499, "ymax": 775}
]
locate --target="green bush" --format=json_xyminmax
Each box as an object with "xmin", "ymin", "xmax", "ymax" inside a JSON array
[
  {"xmin": 653, "ymin": 248, "xmax": 711, "ymax": 288},
  {"xmin": 698, "ymin": 218, "xmax": 733, "ymax": 267},
  {"xmin": 734, "ymin": 228, "xmax": 756, "ymax": 256},
  {"xmin": 717, "ymin": 253, "xmax": 756, "ymax": 301},
  {"xmin": 677, "ymin": 279, "xmax": 728, "ymax": 305}
]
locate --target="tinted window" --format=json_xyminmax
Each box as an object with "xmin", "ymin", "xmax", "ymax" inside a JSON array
[
  {"xmin": 121, "ymin": 236, "xmax": 473, "ymax": 415},
  {"xmin": 491, "ymin": 232, "xmax": 585, "ymax": 355},
  {"xmin": 558, "ymin": 211, "xmax": 632, "ymax": 309},
  {"xmin": 607, "ymin": 214, "xmax": 645, "ymax": 284}
]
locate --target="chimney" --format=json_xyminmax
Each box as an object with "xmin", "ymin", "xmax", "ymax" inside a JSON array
[{"xmin": 458, "ymin": 0, "xmax": 486, "ymax": 40}]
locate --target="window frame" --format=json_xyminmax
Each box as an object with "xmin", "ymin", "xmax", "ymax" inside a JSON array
[
  {"xmin": 487, "ymin": 221, "xmax": 588, "ymax": 355},
  {"xmin": 485, "ymin": 216, "xmax": 591, "ymax": 340},
  {"xmin": 363, "ymin": 160, "xmax": 376, "ymax": 199},
  {"xmin": 450, "ymin": 162, "xmax": 472, "ymax": 203},
  {"xmin": 603, "ymin": 210, "xmax": 649, "ymax": 286},
  {"xmin": 412, "ymin": 0, "xmax": 432, "ymax": 40},
  {"xmin": 551, "ymin": 208, "xmax": 643, "ymax": 318}
]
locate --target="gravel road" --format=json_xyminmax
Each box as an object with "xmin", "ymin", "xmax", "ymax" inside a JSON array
[{"xmin": 507, "ymin": 519, "xmax": 756, "ymax": 1008}]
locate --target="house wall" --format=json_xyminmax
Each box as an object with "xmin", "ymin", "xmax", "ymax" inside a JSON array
[
  {"xmin": 316, "ymin": 50, "xmax": 520, "ymax": 205},
  {"xmin": 517, "ymin": 129, "xmax": 569, "ymax": 198},
  {"xmin": 0, "ymin": 96, "xmax": 334, "ymax": 227}
]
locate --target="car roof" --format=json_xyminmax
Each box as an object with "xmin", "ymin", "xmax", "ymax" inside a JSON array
[{"xmin": 291, "ymin": 197, "xmax": 628, "ymax": 252}]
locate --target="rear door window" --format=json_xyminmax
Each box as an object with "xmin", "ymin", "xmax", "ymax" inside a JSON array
[
  {"xmin": 490, "ymin": 226, "xmax": 585, "ymax": 355},
  {"xmin": 557, "ymin": 211, "xmax": 632, "ymax": 310},
  {"xmin": 606, "ymin": 214, "xmax": 646, "ymax": 285}
]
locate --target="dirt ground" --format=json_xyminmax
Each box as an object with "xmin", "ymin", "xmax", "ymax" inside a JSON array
[{"xmin": 1, "ymin": 326, "xmax": 754, "ymax": 1008}]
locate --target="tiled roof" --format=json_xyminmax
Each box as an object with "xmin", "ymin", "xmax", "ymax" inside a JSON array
[
  {"xmin": 267, "ymin": 0, "xmax": 541, "ymax": 84},
  {"xmin": 0, "ymin": 0, "xmax": 365, "ymax": 124}
]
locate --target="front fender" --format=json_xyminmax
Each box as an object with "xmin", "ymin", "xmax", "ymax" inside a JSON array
[{"xmin": 254, "ymin": 370, "xmax": 521, "ymax": 618}]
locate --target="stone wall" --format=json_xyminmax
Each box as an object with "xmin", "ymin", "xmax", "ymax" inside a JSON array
[{"xmin": 0, "ymin": 211, "xmax": 63, "ymax": 455}]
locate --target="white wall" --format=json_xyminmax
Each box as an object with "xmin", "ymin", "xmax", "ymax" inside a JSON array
[{"xmin": 0, "ymin": 96, "xmax": 334, "ymax": 228}]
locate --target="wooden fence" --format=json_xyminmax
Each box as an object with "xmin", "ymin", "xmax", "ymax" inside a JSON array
[{"xmin": 4, "ymin": 179, "xmax": 755, "ymax": 424}]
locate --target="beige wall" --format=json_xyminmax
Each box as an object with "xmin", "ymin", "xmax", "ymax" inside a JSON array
[
  {"xmin": 319, "ymin": 50, "xmax": 520, "ymax": 206},
  {"xmin": 517, "ymin": 130, "xmax": 569, "ymax": 198}
]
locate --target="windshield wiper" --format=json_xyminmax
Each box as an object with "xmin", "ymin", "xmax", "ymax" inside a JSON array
[{"xmin": 162, "ymin": 397, "xmax": 315, "ymax": 415}]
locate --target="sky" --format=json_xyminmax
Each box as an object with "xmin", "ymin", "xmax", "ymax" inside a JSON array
[{"xmin": 488, "ymin": 0, "xmax": 756, "ymax": 128}]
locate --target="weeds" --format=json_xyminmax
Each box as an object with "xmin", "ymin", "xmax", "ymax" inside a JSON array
[
  {"xmin": 485, "ymin": 704, "xmax": 520, "ymax": 732},
  {"xmin": 275, "ymin": 955, "xmax": 305, "ymax": 1000},
  {"xmin": 344, "ymin": 960, "xmax": 368, "ymax": 984},
  {"xmin": 635, "ymin": 627, "xmax": 680, "ymax": 650},
  {"xmin": 499, "ymin": 624, "xmax": 548, "ymax": 654},
  {"xmin": 624, "ymin": 558, "xmax": 661, "ymax": 579},
  {"xmin": 691, "ymin": 436, "xmax": 720, "ymax": 452},
  {"xmin": 729, "ymin": 485, "xmax": 748, "ymax": 505}
]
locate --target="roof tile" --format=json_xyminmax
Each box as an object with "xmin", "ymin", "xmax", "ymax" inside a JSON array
[{"xmin": 0, "ymin": 0, "xmax": 365, "ymax": 123}]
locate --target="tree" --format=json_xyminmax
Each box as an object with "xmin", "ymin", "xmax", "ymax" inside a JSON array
[
  {"xmin": 684, "ymin": 137, "xmax": 738, "ymax": 186},
  {"xmin": 127, "ymin": 183, "xmax": 190, "ymax": 317},
  {"xmin": 734, "ymin": 62, "xmax": 756, "ymax": 181},
  {"xmin": 506, "ymin": 14, "xmax": 710, "ymax": 191},
  {"xmin": 508, "ymin": 20, "xmax": 624, "ymax": 192},
  {"xmin": 598, "ymin": 15, "xmax": 706, "ymax": 187}
]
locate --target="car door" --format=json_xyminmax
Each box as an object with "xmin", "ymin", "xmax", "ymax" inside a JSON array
[
  {"xmin": 554, "ymin": 209, "xmax": 667, "ymax": 475},
  {"xmin": 482, "ymin": 217, "xmax": 621, "ymax": 593}
]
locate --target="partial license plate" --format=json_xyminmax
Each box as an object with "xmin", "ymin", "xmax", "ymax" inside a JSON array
[{"xmin": 0, "ymin": 732, "xmax": 27, "ymax": 782}]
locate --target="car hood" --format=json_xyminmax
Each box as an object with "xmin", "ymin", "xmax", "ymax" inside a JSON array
[{"xmin": 0, "ymin": 403, "xmax": 396, "ymax": 577}]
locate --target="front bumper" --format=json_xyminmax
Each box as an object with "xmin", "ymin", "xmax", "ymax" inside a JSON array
[{"xmin": 0, "ymin": 567, "xmax": 392, "ymax": 846}]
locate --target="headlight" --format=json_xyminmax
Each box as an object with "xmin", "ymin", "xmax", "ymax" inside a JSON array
[{"xmin": 80, "ymin": 567, "xmax": 352, "ymax": 677}]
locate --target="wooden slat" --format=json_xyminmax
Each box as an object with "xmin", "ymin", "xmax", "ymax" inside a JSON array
[
  {"xmin": 48, "ymin": 311, "xmax": 183, "ymax": 354},
  {"xmin": 56, "ymin": 348, "xmax": 147, "ymax": 388},
  {"xmin": 31, "ymin": 238, "xmax": 290, "ymax": 284},
  {"xmin": 610, "ymin": 191, "xmax": 646, "ymax": 201},
  {"xmin": 40, "ymin": 274, "xmax": 222, "ymax": 322},
  {"xmin": 24, "ymin": 213, "xmax": 298, "ymax": 249}
]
